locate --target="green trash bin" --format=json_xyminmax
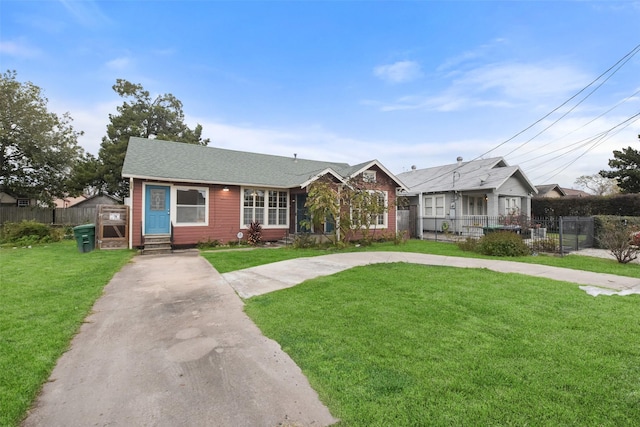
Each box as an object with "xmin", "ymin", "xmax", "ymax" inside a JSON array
[{"xmin": 73, "ymin": 224, "xmax": 96, "ymax": 253}]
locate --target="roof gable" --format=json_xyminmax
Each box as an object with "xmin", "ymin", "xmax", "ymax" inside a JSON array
[{"xmin": 397, "ymin": 157, "xmax": 536, "ymax": 194}]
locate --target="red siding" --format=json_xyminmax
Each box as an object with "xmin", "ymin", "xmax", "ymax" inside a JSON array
[
  {"xmin": 131, "ymin": 179, "xmax": 290, "ymax": 247},
  {"xmin": 130, "ymin": 166, "xmax": 400, "ymax": 248}
]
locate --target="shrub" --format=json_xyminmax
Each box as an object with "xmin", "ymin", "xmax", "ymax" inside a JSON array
[
  {"xmin": 247, "ymin": 220, "xmax": 263, "ymax": 246},
  {"xmin": 197, "ymin": 238, "xmax": 220, "ymax": 249},
  {"xmin": 597, "ymin": 221, "xmax": 640, "ymax": 264},
  {"xmin": 476, "ymin": 231, "xmax": 530, "ymax": 257},
  {"xmin": 457, "ymin": 237, "xmax": 480, "ymax": 252},
  {"xmin": 1, "ymin": 220, "xmax": 61, "ymax": 245},
  {"xmin": 293, "ymin": 233, "xmax": 316, "ymax": 249}
]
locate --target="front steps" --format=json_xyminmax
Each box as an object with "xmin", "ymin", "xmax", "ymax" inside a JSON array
[{"xmin": 142, "ymin": 235, "xmax": 172, "ymax": 255}]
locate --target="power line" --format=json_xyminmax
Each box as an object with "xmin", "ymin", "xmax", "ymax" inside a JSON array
[
  {"xmin": 477, "ymin": 42, "xmax": 640, "ymax": 159},
  {"xmin": 530, "ymin": 112, "xmax": 640, "ymax": 183},
  {"xmin": 408, "ymin": 43, "xmax": 640, "ymax": 189}
]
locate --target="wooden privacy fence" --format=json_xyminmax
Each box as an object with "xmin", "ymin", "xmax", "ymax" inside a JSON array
[{"xmin": 0, "ymin": 206, "xmax": 101, "ymax": 226}]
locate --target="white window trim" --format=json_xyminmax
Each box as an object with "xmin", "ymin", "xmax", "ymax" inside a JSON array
[
  {"xmin": 423, "ymin": 194, "xmax": 446, "ymax": 218},
  {"xmin": 503, "ymin": 197, "xmax": 520, "ymax": 215},
  {"xmin": 240, "ymin": 187, "xmax": 289, "ymax": 229},
  {"xmin": 171, "ymin": 185, "xmax": 209, "ymax": 227},
  {"xmin": 350, "ymin": 190, "xmax": 388, "ymax": 229}
]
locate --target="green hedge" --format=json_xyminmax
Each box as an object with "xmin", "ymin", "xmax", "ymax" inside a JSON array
[{"xmin": 532, "ymin": 194, "xmax": 640, "ymax": 217}]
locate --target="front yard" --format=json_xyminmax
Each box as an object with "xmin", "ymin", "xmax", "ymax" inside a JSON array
[
  {"xmin": 203, "ymin": 241, "xmax": 640, "ymax": 426},
  {"xmin": 243, "ymin": 263, "xmax": 640, "ymax": 426},
  {"xmin": 3, "ymin": 239, "xmax": 640, "ymax": 426},
  {"xmin": 0, "ymin": 241, "xmax": 134, "ymax": 427}
]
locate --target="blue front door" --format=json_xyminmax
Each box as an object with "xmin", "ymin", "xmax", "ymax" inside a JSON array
[{"xmin": 145, "ymin": 185, "xmax": 170, "ymax": 234}]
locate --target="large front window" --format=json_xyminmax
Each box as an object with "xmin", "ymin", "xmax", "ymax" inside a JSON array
[
  {"xmin": 176, "ymin": 188, "xmax": 207, "ymax": 224},
  {"xmin": 243, "ymin": 188, "xmax": 288, "ymax": 227}
]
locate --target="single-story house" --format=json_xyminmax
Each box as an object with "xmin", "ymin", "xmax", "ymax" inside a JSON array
[
  {"xmin": 71, "ymin": 193, "xmax": 121, "ymax": 208},
  {"xmin": 53, "ymin": 195, "xmax": 88, "ymax": 208},
  {"xmin": 121, "ymin": 137, "xmax": 407, "ymax": 249},
  {"xmin": 561, "ymin": 187, "xmax": 591, "ymax": 198},
  {"xmin": 534, "ymin": 184, "xmax": 566, "ymax": 198},
  {"xmin": 396, "ymin": 156, "xmax": 537, "ymax": 238},
  {"xmin": 0, "ymin": 191, "xmax": 36, "ymax": 207}
]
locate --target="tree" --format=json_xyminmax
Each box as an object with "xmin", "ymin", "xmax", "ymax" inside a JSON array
[
  {"xmin": 0, "ymin": 70, "xmax": 83, "ymax": 205},
  {"xmin": 304, "ymin": 174, "xmax": 388, "ymax": 245},
  {"xmin": 574, "ymin": 174, "xmax": 619, "ymax": 196},
  {"xmin": 93, "ymin": 79, "xmax": 210, "ymax": 198},
  {"xmin": 600, "ymin": 135, "xmax": 640, "ymax": 194}
]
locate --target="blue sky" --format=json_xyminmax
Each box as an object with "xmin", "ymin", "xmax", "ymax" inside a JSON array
[{"xmin": 2, "ymin": 0, "xmax": 639, "ymax": 189}]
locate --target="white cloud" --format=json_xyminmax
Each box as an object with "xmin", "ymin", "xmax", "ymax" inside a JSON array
[
  {"xmin": 57, "ymin": 0, "xmax": 111, "ymax": 27},
  {"xmin": 374, "ymin": 60, "xmax": 422, "ymax": 83},
  {"xmin": 369, "ymin": 60, "xmax": 590, "ymax": 113},
  {"xmin": 49, "ymin": 99, "xmax": 120, "ymax": 156},
  {"xmin": 458, "ymin": 61, "xmax": 590, "ymax": 100},
  {"xmin": 106, "ymin": 56, "xmax": 132, "ymax": 71},
  {"xmin": 0, "ymin": 39, "xmax": 42, "ymax": 58}
]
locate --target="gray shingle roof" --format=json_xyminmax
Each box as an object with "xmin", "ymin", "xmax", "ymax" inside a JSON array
[
  {"xmin": 535, "ymin": 184, "xmax": 566, "ymax": 197},
  {"xmin": 397, "ymin": 157, "xmax": 536, "ymax": 194},
  {"xmin": 122, "ymin": 137, "xmax": 401, "ymax": 188}
]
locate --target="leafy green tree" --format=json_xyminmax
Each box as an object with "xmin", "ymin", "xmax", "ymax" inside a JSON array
[
  {"xmin": 0, "ymin": 70, "xmax": 83, "ymax": 205},
  {"xmin": 600, "ymin": 135, "xmax": 640, "ymax": 194},
  {"xmin": 94, "ymin": 79, "xmax": 210, "ymax": 198}
]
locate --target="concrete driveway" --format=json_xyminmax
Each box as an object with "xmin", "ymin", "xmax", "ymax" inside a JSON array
[{"xmin": 22, "ymin": 251, "xmax": 337, "ymax": 427}]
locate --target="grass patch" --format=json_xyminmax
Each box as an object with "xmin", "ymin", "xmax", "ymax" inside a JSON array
[
  {"xmin": 245, "ymin": 263, "xmax": 640, "ymax": 426},
  {"xmin": 203, "ymin": 239, "xmax": 640, "ymax": 278},
  {"xmin": 0, "ymin": 241, "xmax": 134, "ymax": 427}
]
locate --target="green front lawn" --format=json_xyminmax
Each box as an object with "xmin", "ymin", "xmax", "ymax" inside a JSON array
[
  {"xmin": 245, "ymin": 263, "xmax": 640, "ymax": 426},
  {"xmin": 0, "ymin": 241, "xmax": 134, "ymax": 427}
]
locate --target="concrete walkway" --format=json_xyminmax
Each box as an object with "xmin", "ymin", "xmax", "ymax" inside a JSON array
[
  {"xmin": 22, "ymin": 252, "xmax": 337, "ymax": 427},
  {"xmin": 222, "ymin": 251, "xmax": 640, "ymax": 298}
]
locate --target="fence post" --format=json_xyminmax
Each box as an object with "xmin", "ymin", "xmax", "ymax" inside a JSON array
[{"xmin": 559, "ymin": 216, "xmax": 564, "ymax": 257}]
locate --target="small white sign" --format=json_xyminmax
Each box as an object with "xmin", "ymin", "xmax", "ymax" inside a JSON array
[
  {"xmin": 109, "ymin": 213, "xmax": 120, "ymax": 220},
  {"xmin": 236, "ymin": 232, "xmax": 244, "ymax": 239}
]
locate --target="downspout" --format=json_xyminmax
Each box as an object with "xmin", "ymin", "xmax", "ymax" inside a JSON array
[
  {"xmin": 336, "ymin": 185, "xmax": 341, "ymax": 243},
  {"xmin": 128, "ymin": 177, "xmax": 133, "ymax": 249},
  {"xmin": 418, "ymin": 192, "xmax": 424, "ymax": 240}
]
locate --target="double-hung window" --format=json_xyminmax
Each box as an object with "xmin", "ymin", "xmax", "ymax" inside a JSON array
[
  {"xmin": 504, "ymin": 197, "xmax": 520, "ymax": 215},
  {"xmin": 351, "ymin": 190, "xmax": 388, "ymax": 228},
  {"xmin": 424, "ymin": 195, "xmax": 445, "ymax": 217},
  {"xmin": 268, "ymin": 190, "xmax": 288, "ymax": 226}
]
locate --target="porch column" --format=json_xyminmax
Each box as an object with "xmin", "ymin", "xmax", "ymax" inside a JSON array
[{"xmin": 418, "ymin": 193, "xmax": 424, "ymax": 240}]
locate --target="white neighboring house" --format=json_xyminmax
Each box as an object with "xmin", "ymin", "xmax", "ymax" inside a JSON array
[{"xmin": 397, "ymin": 157, "xmax": 538, "ymax": 238}]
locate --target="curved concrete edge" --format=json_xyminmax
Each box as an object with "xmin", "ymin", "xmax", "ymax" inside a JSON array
[{"xmin": 222, "ymin": 252, "xmax": 640, "ymax": 298}]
